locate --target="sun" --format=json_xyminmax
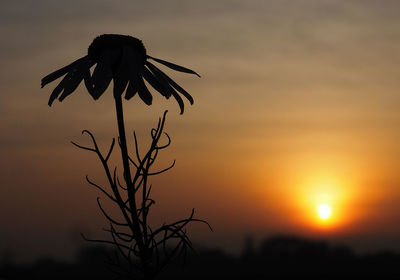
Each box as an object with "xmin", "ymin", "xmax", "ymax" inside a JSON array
[
  {"xmin": 318, "ymin": 203, "xmax": 332, "ymax": 220},
  {"xmin": 293, "ymin": 174, "xmax": 356, "ymax": 229}
]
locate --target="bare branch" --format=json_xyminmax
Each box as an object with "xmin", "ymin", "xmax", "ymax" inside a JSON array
[
  {"xmin": 109, "ymin": 224, "xmax": 131, "ymax": 261},
  {"xmin": 82, "ymin": 130, "xmax": 99, "ymax": 148},
  {"xmin": 113, "ymin": 168, "xmax": 127, "ymax": 191},
  {"xmin": 97, "ymin": 197, "xmax": 129, "ymax": 227},
  {"xmin": 74, "ymin": 110, "xmax": 209, "ymax": 278},
  {"xmin": 134, "ymin": 176, "xmax": 145, "ymax": 193},
  {"xmin": 147, "ymin": 160, "xmax": 175, "ymax": 176},
  {"xmin": 105, "ymin": 138, "xmax": 116, "ymax": 162},
  {"xmin": 71, "ymin": 141, "xmax": 96, "ymax": 152},
  {"xmin": 133, "ymin": 131, "xmax": 142, "ymax": 162},
  {"xmin": 80, "ymin": 233, "xmax": 131, "ymax": 251},
  {"xmin": 128, "ymin": 154, "xmax": 140, "ymax": 169},
  {"xmin": 86, "ymin": 176, "xmax": 117, "ymax": 203},
  {"xmin": 103, "ymin": 226, "xmax": 134, "ymax": 243},
  {"xmin": 151, "ymin": 128, "xmax": 157, "ymax": 139},
  {"xmin": 156, "ymin": 132, "xmax": 171, "ymax": 150}
]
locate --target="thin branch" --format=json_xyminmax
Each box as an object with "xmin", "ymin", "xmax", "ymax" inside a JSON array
[
  {"xmin": 71, "ymin": 141, "xmax": 95, "ymax": 152},
  {"xmin": 147, "ymin": 160, "xmax": 175, "ymax": 176},
  {"xmin": 86, "ymin": 176, "xmax": 117, "ymax": 203},
  {"xmin": 128, "ymin": 154, "xmax": 140, "ymax": 169},
  {"xmin": 103, "ymin": 226, "xmax": 134, "ymax": 243},
  {"xmin": 109, "ymin": 224, "xmax": 131, "ymax": 262},
  {"xmin": 73, "ymin": 130, "xmax": 135, "ymax": 230},
  {"xmin": 105, "ymin": 138, "xmax": 116, "ymax": 162},
  {"xmin": 74, "ymin": 110, "xmax": 209, "ymax": 278},
  {"xmin": 146, "ymin": 185, "xmax": 152, "ymax": 199},
  {"xmin": 114, "ymin": 168, "xmax": 127, "ymax": 191},
  {"xmin": 97, "ymin": 197, "xmax": 129, "ymax": 227},
  {"xmin": 151, "ymin": 209, "xmax": 212, "ymax": 237},
  {"xmin": 133, "ymin": 131, "xmax": 142, "ymax": 163},
  {"xmin": 156, "ymin": 132, "xmax": 171, "ymax": 150},
  {"xmin": 134, "ymin": 176, "xmax": 145, "ymax": 193},
  {"xmin": 81, "ymin": 233, "xmax": 131, "ymax": 251}
]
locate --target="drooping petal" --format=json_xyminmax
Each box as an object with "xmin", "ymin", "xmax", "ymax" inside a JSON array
[
  {"xmin": 58, "ymin": 71, "xmax": 84, "ymax": 102},
  {"xmin": 41, "ymin": 56, "xmax": 88, "ymax": 88},
  {"xmin": 91, "ymin": 49, "xmax": 119, "ymax": 99},
  {"xmin": 168, "ymin": 88, "xmax": 184, "ymax": 113},
  {"xmin": 147, "ymin": 55, "xmax": 201, "ymax": 77},
  {"xmin": 168, "ymin": 86, "xmax": 184, "ymax": 114},
  {"xmin": 124, "ymin": 78, "xmax": 138, "ymax": 100},
  {"xmin": 137, "ymin": 76, "xmax": 152, "ymax": 105},
  {"xmin": 48, "ymin": 79, "xmax": 66, "ymax": 106},
  {"xmin": 113, "ymin": 75, "xmax": 129, "ymax": 99},
  {"xmin": 91, "ymin": 69, "xmax": 112, "ymax": 99},
  {"xmin": 123, "ymin": 46, "xmax": 146, "ymax": 100},
  {"xmin": 142, "ymin": 67, "xmax": 170, "ymax": 98},
  {"xmin": 147, "ymin": 63, "xmax": 194, "ymax": 105},
  {"xmin": 83, "ymin": 61, "xmax": 96, "ymax": 98},
  {"xmin": 58, "ymin": 57, "xmax": 92, "ymax": 102},
  {"xmin": 146, "ymin": 62, "xmax": 185, "ymax": 114},
  {"xmin": 113, "ymin": 46, "xmax": 137, "ymax": 98},
  {"xmin": 144, "ymin": 64, "xmax": 173, "ymax": 99},
  {"xmin": 166, "ymin": 77, "xmax": 194, "ymax": 104}
]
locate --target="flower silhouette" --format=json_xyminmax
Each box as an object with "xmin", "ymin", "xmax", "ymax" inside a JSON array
[{"xmin": 41, "ymin": 34, "xmax": 200, "ymax": 114}]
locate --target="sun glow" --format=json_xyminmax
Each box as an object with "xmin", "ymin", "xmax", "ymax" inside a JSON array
[
  {"xmin": 260, "ymin": 160, "xmax": 362, "ymax": 234},
  {"xmin": 293, "ymin": 173, "xmax": 356, "ymax": 231},
  {"xmin": 318, "ymin": 203, "xmax": 331, "ymax": 220}
]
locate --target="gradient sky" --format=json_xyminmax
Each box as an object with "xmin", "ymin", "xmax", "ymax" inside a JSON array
[{"xmin": 1, "ymin": 0, "xmax": 400, "ymax": 262}]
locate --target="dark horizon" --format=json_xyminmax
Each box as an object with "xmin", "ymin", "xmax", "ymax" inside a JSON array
[
  {"xmin": 2, "ymin": 232, "xmax": 400, "ymax": 265},
  {"xmin": 2, "ymin": 235, "xmax": 400, "ymax": 279}
]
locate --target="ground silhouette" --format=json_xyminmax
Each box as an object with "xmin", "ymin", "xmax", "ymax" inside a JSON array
[{"xmin": 1, "ymin": 235, "xmax": 400, "ymax": 279}]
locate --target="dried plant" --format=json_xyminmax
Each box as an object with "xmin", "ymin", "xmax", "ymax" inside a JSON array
[
  {"xmin": 41, "ymin": 34, "xmax": 211, "ymax": 279},
  {"xmin": 71, "ymin": 111, "xmax": 210, "ymax": 279}
]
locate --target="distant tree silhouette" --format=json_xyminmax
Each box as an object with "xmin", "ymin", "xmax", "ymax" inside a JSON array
[
  {"xmin": 41, "ymin": 34, "xmax": 210, "ymax": 279},
  {"xmin": 241, "ymin": 235, "xmax": 256, "ymax": 259},
  {"xmin": 3, "ymin": 236, "xmax": 400, "ymax": 279}
]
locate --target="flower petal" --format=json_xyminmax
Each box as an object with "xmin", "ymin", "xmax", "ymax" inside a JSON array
[
  {"xmin": 142, "ymin": 67, "xmax": 170, "ymax": 98},
  {"xmin": 146, "ymin": 62, "xmax": 185, "ymax": 114},
  {"xmin": 145, "ymin": 62, "xmax": 175, "ymax": 95},
  {"xmin": 41, "ymin": 56, "xmax": 88, "ymax": 88},
  {"xmin": 147, "ymin": 63, "xmax": 194, "ymax": 105},
  {"xmin": 113, "ymin": 76, "xmax": 129, "ymax": 98},
  {"xmin": 83, "ymin": 61, "xmax": 96, "ymax": 99},
  {"xmin": 58, "ymin": 62, "xmax": 88, "ymax": 102},
  {"xmin": 124, "ymin": 78, "xmax": 138, "ymax": 100},
  {"xmin": 137, "ymin": 76, "xmax": 153, "ymax": 105},
  {"xmin": 113, "ymin": 46, "xmax": 136, "ymax": 98},
  {"xmin": 91, "ymin": 49, "xmax": 119, "ymax": 99},
  {"xmin": 124, "ymin": 46, "xmax": 147, "ymax": 101},
  {"xmin": 148, "ymin": 56, "xmax": 201, "ymax": 77},
  {"xmin": 48, "ymin": 79, "xmax": 65, "ymax": 106}
]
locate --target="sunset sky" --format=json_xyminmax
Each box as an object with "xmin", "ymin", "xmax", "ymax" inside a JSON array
[{"xmin": 1, "ymin": 0, "xmax": 400, "ymax": 262}]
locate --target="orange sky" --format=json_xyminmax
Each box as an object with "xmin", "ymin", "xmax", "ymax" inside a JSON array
[{"xmin": 1, "ymin": 0, "xmax": 400, "ymax": 262}]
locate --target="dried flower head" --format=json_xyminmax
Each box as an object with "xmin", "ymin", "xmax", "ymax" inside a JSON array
[{"xmin": 41, "ymin": 34, "xmax": 200, "ymax": 114}]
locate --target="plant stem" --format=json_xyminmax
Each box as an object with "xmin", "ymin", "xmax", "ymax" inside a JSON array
[{"xmin": 114, "ymin": 94, "xmax": 146, "ymax": 266}]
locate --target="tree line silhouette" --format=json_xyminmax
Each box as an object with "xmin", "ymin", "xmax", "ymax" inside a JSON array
[{"xmin": 2, "ymin": 235, "xmax": 400, "ymax": 279}]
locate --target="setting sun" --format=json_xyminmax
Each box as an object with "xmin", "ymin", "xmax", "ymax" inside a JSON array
[
  {"xmin": 318, "ymin": 203, "xmax": 332, "ymax": 220},
  {"xmin": 287, "ymin": 172, "xmax": 359, "ymax": 231}
]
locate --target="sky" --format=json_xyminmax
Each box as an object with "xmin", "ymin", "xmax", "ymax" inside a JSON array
[{"xmin": 1, "ymin": 0, "xmax": 400, "ymax": 262}]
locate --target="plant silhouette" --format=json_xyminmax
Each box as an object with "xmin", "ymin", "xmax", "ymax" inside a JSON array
[
  {"xmin": 42, "ymin": 34, "xmax": 199, "ymax": 114},
  {"xmin": 41, "ymin": 34, "xmax": 211, "ymax": 279}
]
